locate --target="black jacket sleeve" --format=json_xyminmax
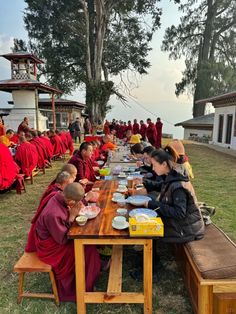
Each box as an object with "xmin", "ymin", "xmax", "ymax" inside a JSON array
[
  {"xmin": 148, "ymin": 188, "xmax": 188, "ymax": 220},
  {"xmin": 143, "ymin": 176, "xmax": 163, "ymax": 193}
]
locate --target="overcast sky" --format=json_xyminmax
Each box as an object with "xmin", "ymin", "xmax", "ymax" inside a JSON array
[{"xmin": 0, "ymin": 0, "xmax": 196, "ymax": 138}]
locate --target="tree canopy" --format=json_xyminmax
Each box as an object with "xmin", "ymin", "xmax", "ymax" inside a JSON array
[
  {"xmin": 162, "ymin": 0, "xmax": 236, "ymax": 117},
  {"xmin": 23, "ymin": 0, "xmax": 163, "ymax": 122}
]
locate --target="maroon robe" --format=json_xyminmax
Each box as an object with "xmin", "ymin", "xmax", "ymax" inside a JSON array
[
  {"xmin": 0, "ymin": 143, "xmax": 19, "ymax": 190},
  {"xmin": 132, "ymin": 122, "xmax": 140, "ymax": 135},
  {"xmin": 127, "ymin": 124, "xmax": 133, "ymax": 131},
  {"xmin": 65, "ymin": 132, "xmax": 74, "ymax": 155},
  {"xmin": 35, "ymin": 193, "xmax": 101, "ymax": 301},
  {"xmin": 15, "ymin": 141, "xmax": 38, "ymax": 177},
  {"xmin": 25, "ymin": 185, "xmax": 61, "ymax": 253},
  {"xmin": 50, "ymin": 135, "xmax": 66, "ymax": 156},
  {"xmin": 146, "ymin": 122, "xmax": 158, "ymax": 148},
  {"xmin": 31, "ymin": 137, "xmax": 47, "ymax": 168},
  {"xmin": 39, "ymin": 136, "xmax": 53, "ymax": 159},
  {"xmin": 68, "ymin": 152, "xmax": 96, "ymax": 192},
  {"xmin": 155, "ymin": 121, "xmax": 163, "ymax": 148},
  {"xmin": 140, "ymin": 123, "xmax": 147, "ymax": 140}
]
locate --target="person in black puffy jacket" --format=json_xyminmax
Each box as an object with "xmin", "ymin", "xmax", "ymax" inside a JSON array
[{"xmin": 144, "ymin": 146, "xmax": 205, "ymax": 243}]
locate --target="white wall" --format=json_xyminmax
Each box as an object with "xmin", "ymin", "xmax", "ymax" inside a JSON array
[
  {"xmin": 212, "ymin": 106, "xmax": 236, "ymax": 150},
  {"xmin": 4, "ymin": 90, "xmax": 48, "ymax": 131},
  {"xmin": 12, "ymin": 90, "xmax": 35, "ymax": 109},
  {"xmin": 183, "ymin": 128, "xmax": 212, "ymax": 140}
]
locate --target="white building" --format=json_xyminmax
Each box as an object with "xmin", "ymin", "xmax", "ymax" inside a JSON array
[
  {"xmin": 196, "ymin": 92, "xmax": 236, "ymax": 150},
  {"xmin": 175, "ymin": 113, "xmax": 214, "ymax": 141}
]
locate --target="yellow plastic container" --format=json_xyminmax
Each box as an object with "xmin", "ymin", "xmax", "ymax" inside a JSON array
[
  {"xmin": 99, "ymin": 168, "xmax": 111, "ymax": 176},
  {"xmin": 129, "ymin": 217, "xmax": 164, "ymax": 237}
]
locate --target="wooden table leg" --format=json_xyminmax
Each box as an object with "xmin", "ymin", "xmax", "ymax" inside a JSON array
[
  {"xmin": 143, "ymin": 239, "xmax": 153, "ymax": 314},
  {"xmin": 74, "ymin": 239, "xmax": 86, "ymax": 314}
]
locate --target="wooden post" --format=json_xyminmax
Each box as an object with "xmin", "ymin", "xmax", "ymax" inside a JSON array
[
  {"xmin": 52, "ymin": 93, "xmax": 56, "ymax": 130},
  {"xmin": 35, "ymin": 88, "xmax": 39, "ymax": 130}
]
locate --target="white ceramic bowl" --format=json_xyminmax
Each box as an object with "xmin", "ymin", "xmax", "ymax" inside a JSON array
[{"xmin": 76, "ymin": 215, "xmax": 88, "ymax": 226}]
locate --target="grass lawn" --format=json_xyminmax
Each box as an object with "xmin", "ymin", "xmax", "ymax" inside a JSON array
[{"xmin": 0, "ymin": 143, "xmax": 235, "ymax": 314}]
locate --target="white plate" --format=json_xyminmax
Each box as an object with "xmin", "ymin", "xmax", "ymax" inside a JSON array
[
  {"xmin": 112, "ymin": 221, "xmax": 129, "ymax": 230},
  {"xmin": 116, "ymin": 188, "xmax": 127, "ymax": 193},
  {"xmin": 80, "ymin": 206, "xmax": 101, "ymax": 219},
  {"xmin": 118, "ymin": 175, "xmax": 127, "ymax": 178}
]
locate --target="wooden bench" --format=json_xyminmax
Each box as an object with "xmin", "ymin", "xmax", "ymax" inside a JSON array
[
  {"xmin": 107, "ymin": 245, "xmax": 123, "ymax": 295},
  {"xmin": 25, "ymin": 168, "xmax": 40, "ymax": 184},
  {"xmin": 13, "ymin": 252, "xmax": 60, "ymax": 306},
  {"xmin": 175, "ymin": 224, "xmax": 236, "ymax": 314}
]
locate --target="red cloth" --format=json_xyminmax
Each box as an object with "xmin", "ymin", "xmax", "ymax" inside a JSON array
[
  {"xmin": 58, "ymin": 133, "xmax": 68, "ymax": 154},
  {"xmin": 34, "ymin": 193, "xmax": 101, "ymax": 301},
  {"xmin": 31, "ymin": 137, "xmax": 47, "ymax": 168},
  {"xmin": 17, "ymin": 121, "xmax": 30, "ymax": 134},
  {"xmin": 11, "ymin": 134, "xmax": 20, "ymax": 144},
  {"xmin": 39, "ymin": 136, "xmax": 53, "ymax": 159},
  {"xmin": 0, "ymin": 124, "xmax": 6, "ymax": 136},
  {"xmin": 140, "ymin": 123, "xmax": 147, "ymax": 140},
  {"xmin": 146, "ymin": 122, "xmax": 158, "ymax": 148},
  {"xmin": 155, "ymin": 121, "xmax": 163, "ymax": 148},
  {"xmin": 127, "ymin": 124, "xmax": 133, "ymax": 131},
  {"xmin": 50, "ymin": 135, "xmax": 65, "ymax": 156},
  {"xmin": 15, "ymin": 141, "xmax": 38, "ymax": 177},
  {"xmin": 25, "ymin": 185, "xmax": 61, "ymax": 253},
  {"xmin": 132, "ymin": 122, "xmax": 140, "ymax": 135},
  {"xmin": 0, "ymin": 143, "xmax": 19, "ymax": 190},
  {"xmin": 103, "ymin": 122, "xmax": 110, "ymax": 135},
  {"xmin": 65, "ymin": 132, "xmax": 74, "ymax": 155},
  {"xmin": 68, "ymin": 152, "xmax": 96, "ymax": 192}
]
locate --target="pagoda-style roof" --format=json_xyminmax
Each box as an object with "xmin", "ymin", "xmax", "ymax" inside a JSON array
[
  {"xmin": 175, "ymin": 113, "xmax": 214, "ymax": 129},
  {"xmin": 0, "ymin": 79, "xmax": 62, "ymax": 94},
  {"xmin": 195, "ymin": 91, "xmax": 236, "ymax": 108},
  {"xmin": 39, "ymin": 98, "xmax": 85, "ymax": 108},
  {"xmin": 1, "ymin": 52, "xmax": 44, "ymax": 64}
]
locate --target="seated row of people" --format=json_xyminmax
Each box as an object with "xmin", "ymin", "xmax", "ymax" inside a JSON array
[{"xmin": 25, "ymin": 164, "xmax": 101, "ymax": 302}]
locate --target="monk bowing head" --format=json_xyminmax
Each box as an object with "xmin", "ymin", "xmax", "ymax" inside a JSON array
[{"xmin": 63, "ymin": 182, "xmax": 85, "ymax": 209}]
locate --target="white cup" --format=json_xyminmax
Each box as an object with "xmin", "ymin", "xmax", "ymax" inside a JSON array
[
  {"xmin": 113, "ymin": 216, "xmax": 126, "ymax": 228},
  {"xmin": 113, "ymin": 193, "xmax": 124, "ymax": 201}
]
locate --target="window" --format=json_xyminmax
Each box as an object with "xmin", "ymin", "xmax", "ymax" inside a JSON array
[
  {"xmin": 225, "ymin": 114, "xmax": 233, "ymax": 144},
  {"xmin": 218, "ymin": 115, "xmax": 224, "ymax": 143}
]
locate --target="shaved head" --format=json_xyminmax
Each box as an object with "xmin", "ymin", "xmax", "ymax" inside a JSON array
[
  {"xmin": 63, "ymin": 182, "xmax": 85, "ymax": 201},
  {"xmin": 55, "ymin": 171, "xmax": 72, "ymax": 184},
  {"xmin": 61, "ymin": 164, "xmax": 77, "ymax": 175}
]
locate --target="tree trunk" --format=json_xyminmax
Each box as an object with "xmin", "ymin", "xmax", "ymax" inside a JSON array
[{"xmin": 193, "ymin": 0, "xmax": 217, "ymax": 117}]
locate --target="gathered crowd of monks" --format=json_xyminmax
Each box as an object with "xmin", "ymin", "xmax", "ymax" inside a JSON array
[
  {"xmin": 103, "ymin": 117, "xmax": 163, "ymax": 148},
  {"xmin": 0, "ymin": 115, "xmax": 168, "ymax": 302}
]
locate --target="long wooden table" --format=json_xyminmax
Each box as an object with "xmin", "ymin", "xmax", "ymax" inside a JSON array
[{"xmin": 68, "ymin": 180, "xmax": 153, "ymax": 314}]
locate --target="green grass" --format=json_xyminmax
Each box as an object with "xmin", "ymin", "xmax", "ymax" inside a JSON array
[{"xmin": 0, "ymin": 144, "xmax": 235, "ymax": 313}]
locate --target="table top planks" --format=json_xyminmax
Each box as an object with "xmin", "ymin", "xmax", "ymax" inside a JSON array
[{"xmin": 68, "ymin": 180, "xmax": 134, "ymax": 239}]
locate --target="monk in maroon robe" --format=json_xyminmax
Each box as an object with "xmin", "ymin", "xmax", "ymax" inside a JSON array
[
  {"xmin": 29, "ymin": 137, "xmax": 47, "ymax": 169},
  {"xmin": 48, "ymin": 130, "xmax": 66, "ymax": 156},
  {"xmin": 0, "ymin": 143, "xmax": 19, "ymax": 190},
  {"xmin": 140, "ymin": 120, "xmax": 147, "ymax": 141},
  {"xmin": 38, "ymin": 132, "xmax": 53, "ymax": 160},
  {"xmin": 17, "ymin": 117, "xmax": 31, "ymax": 134},
  {"xmin": 132, "ymin": 119, "xmax": 140, "ymax": 134},
  {"xmin": 15, "ymin": 136, "xmax": 38, "ymax": 177},
  {"xmin": 127, "ymin": 120, "xmax": 133, "ymax": 131},
  {"xmin": 25, "ymin": 171, "xmax": 75, "ymax": 253},
  {"xmin": 146, "ymin": 118, "xmax": 158, "ymax": 148},
  {"xmin": 65, "ymin": 131, "xmax": 74, "ymax": 155},
  {"xmin": 68, "ymin": 142, "xmax": 96, "ymax": 192},
  {"xmin": 155, "ymin": 117, "xmax": 163, "ymax": 148},
  {"xmin": 35, "ymin": 183, "xmax": 101, "ymax": 301}
]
